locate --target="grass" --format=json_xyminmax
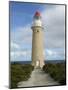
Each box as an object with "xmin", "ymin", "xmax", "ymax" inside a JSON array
[
  {"xmin": 43, "ymin": 63, "xmax": 66, "ymax": 85},
  {"xmin": 10, "ymin": 63, "xmax": 34, "ymax": 88}
]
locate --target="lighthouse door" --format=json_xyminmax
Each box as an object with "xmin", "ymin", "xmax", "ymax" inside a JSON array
[{"xmin": 36, "ymin": 60, "xmax": 40, "ymax": 68}]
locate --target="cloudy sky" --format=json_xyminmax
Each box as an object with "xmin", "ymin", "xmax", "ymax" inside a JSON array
[{"xmin": 10, "ymin": 1, "xmax": 65, "ymax": 61}]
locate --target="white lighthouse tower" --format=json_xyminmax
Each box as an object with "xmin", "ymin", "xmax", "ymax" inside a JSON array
[{"xmin": 31, "ymin": 11, "xmax": 44, "ymax": 68}]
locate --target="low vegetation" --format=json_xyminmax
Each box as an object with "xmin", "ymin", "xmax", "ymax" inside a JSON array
[
  {"xmin": 10, "ymin": 63, "xmax": 34, "ymax": 88},
  {"xmin": 43, "ymin": 63, "xmax": 66, "ymax": 85}
]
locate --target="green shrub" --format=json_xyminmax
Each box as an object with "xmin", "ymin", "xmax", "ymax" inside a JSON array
[
  {"xmin": 43, "ymin": 63, "xmax": 66, "ymax": 85},
  {"xmin": 10, "ymin": 64, "xmax": 34, "ymax": 88}
]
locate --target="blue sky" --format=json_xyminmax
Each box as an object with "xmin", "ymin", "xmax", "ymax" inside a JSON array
[{"xmin": 10, "ymin": 1, "xmax": 65, "ymax": 61}]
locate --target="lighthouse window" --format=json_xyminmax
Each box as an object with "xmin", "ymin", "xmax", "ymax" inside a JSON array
[{"xmin": 37, "ymin": 30, "xmax": 39, "ymax": 32}]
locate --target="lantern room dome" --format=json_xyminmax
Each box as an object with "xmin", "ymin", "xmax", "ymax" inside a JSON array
[{"xmin": 34, "ymin": 11, "xmax": 41, "ymax": 17}]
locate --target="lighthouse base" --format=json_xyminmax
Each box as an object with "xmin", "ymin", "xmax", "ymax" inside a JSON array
[{"xmin": 32, "ymin": 60, "xmax": 44, "ymax": 69}]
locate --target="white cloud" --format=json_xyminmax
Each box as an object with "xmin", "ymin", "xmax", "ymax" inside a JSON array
[
  {"xmin": 44, "ymin": 48, "xmax": 65, "ymax": 60},
  {"xmin": 42, "ymin": 5, "xmax": 65, "ymax": 49},
  {"xmin": 11, "ymin": 52, "xmax": 15, "ymax": 56},
  {"xmin": 11, "ymin": 24, "xmax": 32, "ymax": 44},
  {"xmin": 11, "ymin": 42, "xmax": 20, "ymax": 49},
  {"xmin": 11, "ymin": 51, "xmax": 26, "ymax": 57},
  {"xmin": 10, "ymin": 50, "xmax": 31, "ymax": 61},
  {"xmin": 46, "ymin": 49, "xmax": 55, "ymax": 56},
  {"xmin": 11, "ymin": 24, "xmax": 32, "ymax": 52}
]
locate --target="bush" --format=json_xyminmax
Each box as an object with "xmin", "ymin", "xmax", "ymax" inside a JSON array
[
  {"xmin": 10, "ymin": 64, "xmax": 34, "ymax": 88},
  {"xmin": 43, "ymin": 63, "xmax": 66, "ymax": 85}
]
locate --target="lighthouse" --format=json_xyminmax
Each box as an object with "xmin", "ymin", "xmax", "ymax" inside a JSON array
[{"xmin": 31, "ymin": 11, "xmax": 44, "ymax": 68}]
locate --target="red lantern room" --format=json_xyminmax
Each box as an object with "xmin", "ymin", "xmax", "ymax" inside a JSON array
[
  {"xmin": 34, "ymin": 11, "xmax": 41, "ymax": 19},
  {"xmin": 34, "ymin": 11, "xmax": 41, "ymax": 16}
]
